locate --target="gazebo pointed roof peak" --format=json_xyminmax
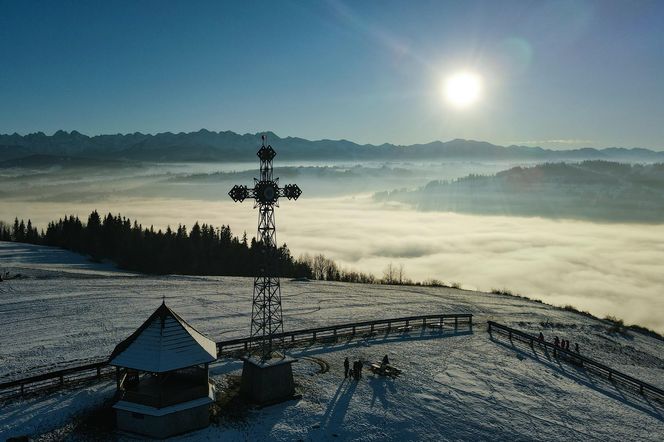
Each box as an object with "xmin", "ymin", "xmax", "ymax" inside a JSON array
[{"xmin": 109, "ymin": 301, "xmax": 217, "ymax": 373}]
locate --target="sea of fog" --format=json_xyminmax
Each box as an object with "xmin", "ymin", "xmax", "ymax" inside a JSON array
[{"xmin": 2, "ymin": 196, "xmax": 663, "ymax": 334}]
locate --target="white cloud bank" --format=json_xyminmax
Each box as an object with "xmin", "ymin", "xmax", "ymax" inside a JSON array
[{"xmin": 2, "ymin": 196, "xmax": 663, "ymax": 332}]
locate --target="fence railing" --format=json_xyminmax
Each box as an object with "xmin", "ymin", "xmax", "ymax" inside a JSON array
[
  {"xmin": 0, "ymin": 313, "xmax": 472, "ymax": 401},
  {"xmin": 487, "ymin": 320, "xmax": 664, "ymax": 403},
  {"xmin": 217, "ymin": 313, "xmax": 473, "ymax": 354},
  {"xmin": 0, "ymin": 361, "xmax": 115, "ymax": 401}
]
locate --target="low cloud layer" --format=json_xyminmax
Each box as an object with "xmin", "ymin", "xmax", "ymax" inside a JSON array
[{"xmin": 2, "ymin": 196, "xmax": 663, "ymax": 333}]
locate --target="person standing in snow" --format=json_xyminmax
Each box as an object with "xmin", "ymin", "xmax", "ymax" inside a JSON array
[
  {"xmin": 554, "ymin": 336, "xmax": 560, "ymax": 347},
  {"xmin": 344, "ymin": 357, "xmax": 349, "ymax": 378},
  {"xmin": 382, "ymin": 354, "xmax": 390, "ymax": 367},
  {"xmin": 574, "ymin": 342, "xmax": 579, "ymax": 353},
  {"xmin": 539, "ymin": 332, "xmax": 544, "ymax": 341},
  {"xmin": 357, "ymin": 360, "xmax": 363, "ymax": 379}
]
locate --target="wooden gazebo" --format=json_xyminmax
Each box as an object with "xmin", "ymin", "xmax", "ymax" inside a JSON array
[{"xmin": 109, "ymin": 301, "xmax": 217, "ymax": 438}]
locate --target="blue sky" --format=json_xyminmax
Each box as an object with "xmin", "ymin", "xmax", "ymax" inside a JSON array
[{"xmin": 1, "ymin": 0, "xmax": 663, "ymax": 149}]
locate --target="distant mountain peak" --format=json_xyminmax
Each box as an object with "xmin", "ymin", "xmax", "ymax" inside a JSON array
[{"xmin": 0, "ymin": 130, "xmax": 662, "ymax": 163}]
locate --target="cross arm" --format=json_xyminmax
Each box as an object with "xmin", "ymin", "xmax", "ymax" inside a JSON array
[
  {"xmin": 229, "ymin": 183, "xmax": 301, "ymax": 203},
  {"xmin": 279, "ymin": 184, "xmax": 302, "ymax": 200},
  {"xmin": 229, "ymin": 185, "xmax": 256, "ymax": 203}
]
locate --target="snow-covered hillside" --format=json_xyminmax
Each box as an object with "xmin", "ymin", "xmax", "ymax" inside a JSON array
[{"xmin": 1, "ymin": 242, "xmax": 663, "ymax": 440}]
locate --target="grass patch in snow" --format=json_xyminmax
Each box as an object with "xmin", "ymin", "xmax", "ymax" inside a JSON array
[{"xmin": 212, "ymin": 375, "xmax": 250, "ymax": 425}]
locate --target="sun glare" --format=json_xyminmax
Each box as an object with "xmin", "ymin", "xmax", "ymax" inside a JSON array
[{"xmin": 444, "ymin": 71, "xmax": 482, "ymax": 108}]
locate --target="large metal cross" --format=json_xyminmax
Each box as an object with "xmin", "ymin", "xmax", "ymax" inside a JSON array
[{"xmin": 228, "ymin": 135, "xmax": 302, "ymax": 360}]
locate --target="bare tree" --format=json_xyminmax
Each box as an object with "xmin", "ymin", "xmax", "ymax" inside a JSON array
[
  {"xmin": 323, "ymin": 258, "xmax": 339, "ymax": 281},
  {"xmin": 383, "ymin": 262, "xmax": 396, "ymax": 284},
  {"xmin": 312, "ymin": 254, "xmax": 327, "ymax": 280},
  {"xmin": 298, "ymin": 253, "xmax": 378, "ymax": 284},
  {"xmin": 382, "ymin": 262, "xmax": 407, "ymax": 285}
]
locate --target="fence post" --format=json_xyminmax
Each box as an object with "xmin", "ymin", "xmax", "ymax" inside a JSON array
[
  {"xmin": 387, "ymin": 321, "xmax": 391, "ymax": 331},
  {"xmin": 423, "ymin": 318, "xmax": 426, "ymax": 327},
  {"xmin": 405, "ymin": 320, "xmax": 409, "ymax": 328},
  {"xmin": 20, "ymin": 383, "xmax": 24, "ymax": 397},
  {"xmin": 97, "ymin": 366, "xmax": 101, "ymax": 378},
  {"xmin": 313, "ymin": 332, "xmax": 317, "ymax": 341},
  {"xmin": 333, "ymin": 328, "xmax": 337, "ymax": 340},
  {"xmin": 371, "ymin": 324, "xmax": 374, "ymax": 333},
  {"xmin": 455, "ymin": 317, "xmax": 458, "ymax": 329},
  {"xmin": 488, "ymin": 322, "xmax": 492, "ymax": 333},
  {"xmin": 291, "ymin": 334, "xmax": 295, "ymax": 343},
  {"xmin": 352, "ymin": 325, "xmax": 356, "ymax": 335}
]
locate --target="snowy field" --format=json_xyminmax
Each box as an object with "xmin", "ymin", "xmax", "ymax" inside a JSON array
[{"xmin": 1, "ymin": 242, "xmax": 663, "ymax": 440}]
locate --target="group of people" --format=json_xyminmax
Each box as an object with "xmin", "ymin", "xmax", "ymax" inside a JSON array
[
  {"xmin": 344, "ymin": 354, "xmax": 392, "ymax": 380},
  {"xmin": 538, "ymin": 332, "xmax": 580, "ymax": 353},
  {"xmin": 344, "ymin": 357, "xmax": 363, "ymax": 380}
]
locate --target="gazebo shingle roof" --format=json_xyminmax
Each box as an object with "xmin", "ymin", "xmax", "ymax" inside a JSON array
[{"xmin": 109, "ymin": 302, "xmax": 217, "ymax": 373}]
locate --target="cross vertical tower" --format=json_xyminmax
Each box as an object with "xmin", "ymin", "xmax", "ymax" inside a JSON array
[{"xmin": 229, "ymin": 135, "xmax": 302, "ymax": 360}]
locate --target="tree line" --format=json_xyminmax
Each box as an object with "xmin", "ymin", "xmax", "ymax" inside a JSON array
[
  {"xmin": 1, "ymin": 212, "xmax": 451, "ymax": 287},
  {"xmin": 1, "ymin": 213, "xmax": 309, "ymax": 277}
]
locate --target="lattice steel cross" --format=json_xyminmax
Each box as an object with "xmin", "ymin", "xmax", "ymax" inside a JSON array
[{"xmin": 229, "ymin": 135, "xmax": 302, "ymax": 360}]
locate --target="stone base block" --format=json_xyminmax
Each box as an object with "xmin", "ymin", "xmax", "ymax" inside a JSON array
[
  {"xmin": 240, "ymin": 356, "xmax": 297, "ymax": 405},
  {"xmin": 115, "ymin": 402, "xmax": 210, "ymax": 439}
]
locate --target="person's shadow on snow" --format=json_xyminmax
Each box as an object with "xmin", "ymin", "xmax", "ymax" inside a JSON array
[
  {"xmin": 320, "ymin": 378, "xmax": 358, "ymax": 431},
  {"xmin": 368, "ymin": 376, "xmax": 390, "ymax": 409}
]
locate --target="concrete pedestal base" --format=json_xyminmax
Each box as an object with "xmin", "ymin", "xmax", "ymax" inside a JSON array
[
  {"xmin": 113, "ymin": 388, "xmax": 214, "ymax": 439},
  {"xmin": 240, "ymin": 356, "xmax": 297, "ymax": 405},
  {"xmin": 115, "ymin": 403, "xmax": 210, "ymax": 439}
]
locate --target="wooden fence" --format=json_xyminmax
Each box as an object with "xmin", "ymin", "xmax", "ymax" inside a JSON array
[
  {"xmin": 487, "ymin": 320, "xmax": 664, "ymax": 403},
  {"xmin": 217, "ymin": 313, "xmax": 473, "ymax": 354},
  {"xmin": 0, "ymin": 313, "xmax": 472, "ymax": 401}
]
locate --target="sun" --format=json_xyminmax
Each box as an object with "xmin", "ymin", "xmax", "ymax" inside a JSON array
[{"xmin": 443, "ymin": 71, "xmax": 482, "ymax": 108}]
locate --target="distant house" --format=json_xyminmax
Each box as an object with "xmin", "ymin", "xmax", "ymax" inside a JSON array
[{"xmin": 109, "ymin": 301, "xmax": 217, "ymax": 438}]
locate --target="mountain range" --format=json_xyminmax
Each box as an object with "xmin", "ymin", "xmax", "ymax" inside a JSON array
[{"xmin": 1, "ymin": 129, "xmax": 664, "ymax": 163}]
